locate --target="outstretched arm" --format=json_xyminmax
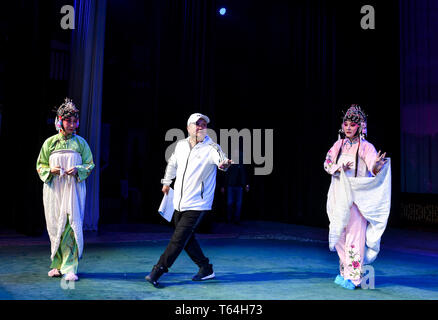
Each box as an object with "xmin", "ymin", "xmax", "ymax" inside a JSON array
[
  {"xmin": 362, "ymin": 142, "xmax": 386, "ymax": 176},
  {"xmin": 210, "ymin": 144, "xmax": 233, "ymax": 171}
]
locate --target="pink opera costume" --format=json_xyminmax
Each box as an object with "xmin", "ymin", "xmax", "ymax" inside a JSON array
[
  {"xmin": 323, "ymin": 105, "xmax": 391, "ymax": 290},
  {"xmin": 36, "ymin": 98, "xmax": 94, "ymax": 281}
]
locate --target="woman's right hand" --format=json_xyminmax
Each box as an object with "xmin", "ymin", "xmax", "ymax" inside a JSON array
[
  {"xmin": 341, "ymin": 161, "xmax": 353, "ymax": 172},
  {"xmin": 50, "ymin": 166, "xmax": 61, "ymax": 175}
]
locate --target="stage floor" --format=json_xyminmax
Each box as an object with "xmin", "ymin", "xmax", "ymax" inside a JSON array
[{"xmin": 1, "ymin": 221, "xmax": 437, "ymax": 300}]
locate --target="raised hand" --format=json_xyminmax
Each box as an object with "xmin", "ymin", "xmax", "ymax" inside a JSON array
[
  {"xmin": 342, "ymin": 161, "xmax": 354, "ymax": 172},
  {"xmin": 373, "ymin": 150, "xmax": 387, "ymax": 174}
]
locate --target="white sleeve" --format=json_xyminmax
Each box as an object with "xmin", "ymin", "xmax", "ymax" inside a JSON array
[
  {"xmin": 324, "ymin": 140, "xmax": 342, "ymax": 176},
  {"xmin": 161, "ymin": 151, "xmax": 177, "ymax": 185},
  {"xmin": 209, "ymin": 143, "xmax": 229, "ymax": 171}
]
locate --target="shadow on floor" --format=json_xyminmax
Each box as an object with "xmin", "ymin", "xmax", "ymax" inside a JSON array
[
  {"xmin": 375, "ymin": 275, "xmax": 438, "ymax": 292},
  {"xmin": 79, "ymin": 270, "xmax": 333, "ymax": 287},
  {"xmin": 79, "ymin": 272, "xmax": 146, "ymax": 281}
]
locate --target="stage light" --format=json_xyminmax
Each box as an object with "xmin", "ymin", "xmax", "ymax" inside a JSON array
[{"xmin": 219, "ymin": 8, "xmax": 226, "ymax": 16}]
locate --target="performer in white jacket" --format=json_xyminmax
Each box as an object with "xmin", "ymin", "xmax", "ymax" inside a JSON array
[{"xmin": 146, "ymin": 113, "xmax": 233, "ymax": 287}]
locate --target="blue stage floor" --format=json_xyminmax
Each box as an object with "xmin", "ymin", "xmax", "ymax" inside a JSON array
[{"xmin": 0, "ymin": 221, "xmax": 437, "ymax": 300}]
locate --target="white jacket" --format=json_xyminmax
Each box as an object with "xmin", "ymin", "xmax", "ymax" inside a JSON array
[{"xmin": 161, "ymin": 135, "xmax": 228, "ymax": 212}]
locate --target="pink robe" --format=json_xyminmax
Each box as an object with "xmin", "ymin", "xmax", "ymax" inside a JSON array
[{"xmin": 324, "ymin": 137, "xmax": 378, "ymax": 286}]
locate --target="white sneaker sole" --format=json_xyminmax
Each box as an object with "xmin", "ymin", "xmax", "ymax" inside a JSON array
[{"xmin": 201, "ymin": 272, "xmax": 215, "ymax": 280}]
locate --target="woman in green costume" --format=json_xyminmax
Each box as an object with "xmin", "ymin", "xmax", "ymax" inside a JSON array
[{"xmin": 36, "ymin": 98, "xmax": 94, "ymax": 281}]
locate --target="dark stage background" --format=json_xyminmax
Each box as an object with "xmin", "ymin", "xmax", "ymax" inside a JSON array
[{"xmin": 1, "ymin": 0, "xmax": 434, "ymax": 236}]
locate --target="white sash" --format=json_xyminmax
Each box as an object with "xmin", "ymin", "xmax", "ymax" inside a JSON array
[{"xmin": 327, "ymin": 159, "xmax": 391, "ymax": 264}]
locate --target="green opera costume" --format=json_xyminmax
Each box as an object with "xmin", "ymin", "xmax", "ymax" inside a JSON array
[{"xmin": 37, "ymin": 132, "xmax": 94, "ymax": 276}]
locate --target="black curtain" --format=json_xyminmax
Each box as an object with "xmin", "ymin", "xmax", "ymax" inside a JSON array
[
  {"xmin": 0, "ymin": 1, "xmax": 53, "ymax": 234},
  {"xmin": 100, "ymin": 0, "xmax": 218, "ymax": 224},
  {"xmin": 101, "ymin": 0, "xmax": 400, "ymax": 228},
  {"xmin": 400, "ymin": 0, "xmax": 438, "ymax": 194},
  {"xmin": 0, "ymin": 0, "xmax": 400, "ymax": 232}
]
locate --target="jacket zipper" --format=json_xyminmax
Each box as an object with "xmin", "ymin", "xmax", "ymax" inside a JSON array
[
  {"xmin": 201, "ymin": 182, "xmax": 204, "ymax": 199},
  {"xmin": 178, "ymin": 143, "xmax": 192, "ymax": 211}
]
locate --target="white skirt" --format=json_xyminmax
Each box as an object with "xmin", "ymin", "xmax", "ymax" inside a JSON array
[{"xmin": 43, "ymin": 149, "xmax": 86, "ymax": 260}]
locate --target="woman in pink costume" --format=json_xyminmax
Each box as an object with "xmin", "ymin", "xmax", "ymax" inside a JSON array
[{"xmin": 324, "ymin": 105, "xmax": 390, "ymax": 290}]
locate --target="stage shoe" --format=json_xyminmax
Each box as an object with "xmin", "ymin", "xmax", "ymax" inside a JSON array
[
  {"xmin": 145, "ymin": 265, "xmax": 166, "ymax": 287},
  {"xmin": 192, "ymin": 263, "xmax": 215, "ymax": 281},
  {"xmin": 334, "ymin": 275, "xmax": 344, "ymax": 285}
]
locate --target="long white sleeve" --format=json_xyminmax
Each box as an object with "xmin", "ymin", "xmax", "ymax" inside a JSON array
[
  {"xmin": 209, "ymin": 143, "xmax": 229, "ymax": 171},
  {"xmin": 161, "ymin": 151, "xmax": 177, "ymax": 185}
]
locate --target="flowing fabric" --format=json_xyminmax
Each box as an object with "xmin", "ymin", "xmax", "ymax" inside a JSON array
[
  {"xmin": 50, "ymin": 219, "xmax": 79, "ymax": 274},
  {"xmin": 327, "ymin": 159, "xmax": 391, "ymax": 264},
  {"xmin": 43, "ymin": 150, "xmax": 86, "ymax": 260}
]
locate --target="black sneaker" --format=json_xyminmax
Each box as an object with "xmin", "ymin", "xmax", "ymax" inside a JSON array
[
  {"xmin": 145, "ymin": 265, "xmax": 166, "ymax": 287},
  {"xmin": 192, "ymin": 264, "xmax": 215, "ymax": 281}
]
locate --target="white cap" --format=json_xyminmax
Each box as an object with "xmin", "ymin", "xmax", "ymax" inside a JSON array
[{"xmin": 187, "ymin": 113, "xmax": 210, "ymax": 126}]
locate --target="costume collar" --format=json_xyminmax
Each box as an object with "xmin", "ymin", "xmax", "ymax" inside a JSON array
[
  {"xmin": 344, "ymin": 135, "xmax": 360, "ymax": 146},
  {"xmin": 58, "ymin": 131, "xmax": 75, "ymax": 140}
]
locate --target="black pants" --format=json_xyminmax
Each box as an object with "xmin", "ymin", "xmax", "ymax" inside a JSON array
[{"xmin": 156, "ymin": 210, "xmax": 210, "ymax": 272}]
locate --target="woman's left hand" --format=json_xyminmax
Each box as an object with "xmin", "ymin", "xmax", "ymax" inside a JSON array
[
  {"xmin": 66, "ymin": 167, "xmax": 78, "ymax": 176},
  {"xmin": 373, "ymin": 151, "xmax": 387, "ymax": 174}
]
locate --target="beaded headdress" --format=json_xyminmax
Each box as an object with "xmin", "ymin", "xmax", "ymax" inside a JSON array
[
  {"xmin": 54, "ymin": 98, "xmax": 79, "ymax": 132},
  {"xmin": 339, "ymin": 104, "xmax": 367, "ymax": 139}
]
